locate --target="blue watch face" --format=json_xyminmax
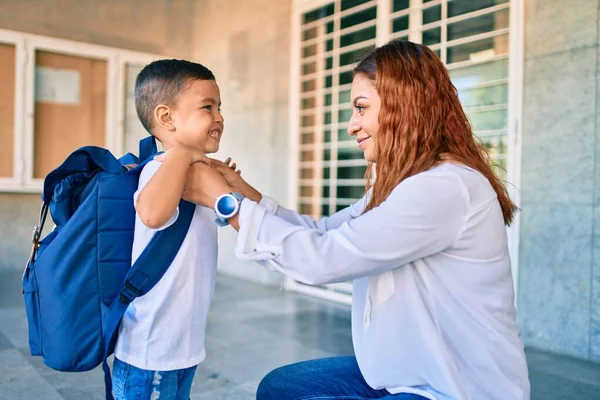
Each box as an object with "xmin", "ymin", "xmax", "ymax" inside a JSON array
[{"xmin": 217, "ymin": 195, "xmax": 237, "ymax": 217}]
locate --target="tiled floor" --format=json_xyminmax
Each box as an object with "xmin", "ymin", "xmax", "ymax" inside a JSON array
[{"xmin": 1, "ymin": 269, "xmax": 599, "ymax": 399}]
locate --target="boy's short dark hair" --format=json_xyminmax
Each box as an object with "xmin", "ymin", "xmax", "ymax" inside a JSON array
[{"xmin": 135, "ymin": 59, "xmax": 215, "ymax": 133}]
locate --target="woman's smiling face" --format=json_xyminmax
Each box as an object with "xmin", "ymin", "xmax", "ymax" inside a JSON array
[{"xmin": 347, "ymin": 73, "xmax": 381, "ymax": 163}]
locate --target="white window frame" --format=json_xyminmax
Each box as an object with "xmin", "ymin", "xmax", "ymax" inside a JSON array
[
  {"xmin": 287, "ymin": 0, "xmax": 524, "ymax": 305},
  {"xmin": 0, "ymin": 28, "xmax": 163, "ymax": 193},
  {"xmin": 0, "ymin": 30, "xmax": 26, "ymax": 192}
]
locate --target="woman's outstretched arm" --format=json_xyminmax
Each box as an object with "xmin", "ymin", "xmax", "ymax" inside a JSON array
[{"xmin": 235, "ymin": 170, "xmax": 470, "ymax": 285}]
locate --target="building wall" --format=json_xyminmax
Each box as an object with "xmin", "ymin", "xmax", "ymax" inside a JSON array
[
  {"xmin": 0, "ymin": 0, "xmax": 196, "ymax": 58},
  {"xmin": 518, "ymin": 0, "xmax": 600, "ymax": 362},
  {"xmin": 0, "ymin": 0, "xmax": 198, "ymax": 272},
  {"xmin": 190, "ymin": 0, "xmax": 292, "ymax": 285}
]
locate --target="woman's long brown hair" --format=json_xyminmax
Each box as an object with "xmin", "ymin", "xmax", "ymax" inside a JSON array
[{"xmin": 354, "ymin": 40, "xmax": 516, "ymax": 225}]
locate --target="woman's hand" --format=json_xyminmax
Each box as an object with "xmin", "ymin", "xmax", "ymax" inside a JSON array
[
  {"xmin": 182, "ymin": 162, "xmax": 233, "ymax": 208},
  {"xmin": 154, "ymin": 143, "xmax": 210, "ymax": 166},
  {"xmin": 210, "ymin": 157, "xmax": 263, "ymax": 203}
]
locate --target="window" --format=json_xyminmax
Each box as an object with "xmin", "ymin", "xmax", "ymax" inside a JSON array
[
  {"xmin": 33, "ymin": 51, "xmax": 108, "ymax": 179},
  {"xmin": 298, "ymin": 0, "xmax": 377, "ymax": 222},
  {"xmin": 0, "ymin": 42, "xmax": 16, "ymax": 182},
  {"xmin": 290, "ymin": 0, "xmax": 522, "ymax": 302},
  {"xmin": 0, "ymin": 29, "xmax": 161, "ymax": 192}
]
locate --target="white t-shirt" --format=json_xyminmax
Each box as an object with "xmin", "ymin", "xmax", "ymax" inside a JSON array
[
  {"xmin": 236, "ymin": 163, "xmax": 530, "ymax": 400},
  {"xmin": 114, "ymin": 160, "xmax": 218, "ymax": 371}
]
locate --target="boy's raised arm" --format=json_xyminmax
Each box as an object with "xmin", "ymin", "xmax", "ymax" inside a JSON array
[{"xmin": 136, "ymin": 145, "xmax": 207, "ymax": 229}]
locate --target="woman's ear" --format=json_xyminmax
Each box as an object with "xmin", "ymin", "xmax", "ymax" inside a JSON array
[{"xmin": 154, "ymin": 104, "xmax": 175, "ymax": 131}]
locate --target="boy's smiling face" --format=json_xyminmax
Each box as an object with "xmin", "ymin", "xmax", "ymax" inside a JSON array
[{"xmin": 169, "ymin": 79, "xmax": 224, "ymax": 154}]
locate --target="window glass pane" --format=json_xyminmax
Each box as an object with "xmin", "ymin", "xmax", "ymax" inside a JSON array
[
  {"xmin": 479, "ymin": 134, "xmax": 508, "ymax": 156},
  {"xmin": 423, "ymin": 4, "xmax": 441, "ymax": 25},
  {"xmin": 303, "ymin": 27, "xmax": 318, "ymax": 41},
  {"xmin": 339, "ymin": 90, "xmax": 351, "ymax": 103},
  {"xmin": 338, "ymin": 166, "xmax": 366, "ymax": 179},
  {"xmin": 303, "ymin": 4, "xmax": 335, "ymax": 24},
  {"xmin": 341, "ymin": 7, "xmax": 377, "ymax": 29},
  {"xmin": 302, "ymin": 62, "xmax": 317, "ymax": 75},
  {"xmin": 324, "ymin": 93, "xmax": 333, "ymax": 106},
  {"xmin": 326, "ymin": 39, "xmax": 334, "ymax": 51},
  {"xmin": 300, "ymin": 168, "xmax": 314, "ymax": 179},
  {"xmin": 423, "ymin": 27, "xmax": 441, "ymax": 46},
  {"xmin": 301, "ymin": 131, "xmax": 315, "ymax": 144},
  {"xmin": 34, "ymin": 51, "xmax": 107, "ymax": 178},
  {"xmin": 458, "ymin": 84, "xmax": 508, "ymax": 108},
  {"xmin": 340, "ymin": 46, "xmax": 374, "ymax": 66},
  {"xmin": 0, "ymin": 44, "xmax": 15, "ymax": 178},
  {"xmin": 338, "ymin": 147, "xmax": 364, "ymax": 160},
  {"xmin": 393, "ymin": 0, "xmax": 409, "ymax": 12},
  {"xmin": 338, "ymin": 108, "xmax": 353, "ymax": 122},
  {"xmin": 340, "ymin": 71, "xmax": 354, "ymax": 85},
  {"xmin": 341, "ymin": 26, "xmax": 376, "ymax": 47},
  {"xmin": 466, "ymin": 108, "xmax": 507, "ymax": 131},
  {"xmin": 302, "ymin": 44, "xmax": 317, "ymax": 58},
  {"xmin": 392, "ymin": 15, "xmax": 409, "ymax": 32},
  {"xmin": 448, "ymin": 0, "xmax": 509, "ymax": 18},
  {"xmin": 299, "ymin": 203, "xmax": 313, "ymax": 214},
  {"xmin": 337, "ymin": 185, "xmax": 364, "ymax": 198},
  {"xmin": 301, "ymin": 114, "xmax": 316, "ymax": 127},
  {"xmin": 302, "ymin": 79, "xmax": 316, "ymax": 92},
  {"xmin": 302, "ymin": 97, "xmax": 316, "ymax": 109},
  {"xmin": 447, "ymin": 34, "xmax": 508, "ymax": 64},
  {"xmin": 300, "ymin": 186, "xmax": 314, "ymax": 196},
  {"xmin": 341, "ymin": 0, "xmax": 371, "ymax": 11},
  {"xmin": 339, "ymin": 128, "xmax": 352, "ymax": 141},
  {"xmin": 449, "ymin": 59, "xmax": 509, "ymax": 85},
  {"xmin": 448, "ymin": 9, "xmax": 509, "ymax": 41},
  {"xmin": 300, "ymin": 149, "xmax": 316, "ymax": 162}
]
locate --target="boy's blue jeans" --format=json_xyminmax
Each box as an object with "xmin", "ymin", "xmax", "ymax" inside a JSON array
[
  {"xmin": 257, "ymin": 356, "xmax": 430, "ymax": 400},
  {"xmin": 112, "ymin": 357, "xmax": 197, "ymax": 400}
]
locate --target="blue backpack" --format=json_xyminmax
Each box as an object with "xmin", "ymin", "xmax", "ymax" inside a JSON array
[{"xmin": 22, "ymin": 136, "xmax": 195, "ymax": 400}]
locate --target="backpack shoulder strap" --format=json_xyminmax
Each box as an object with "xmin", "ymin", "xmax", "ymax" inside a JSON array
[
  {"xmin": 100, "ymin": 200, "xmax": 196, "ymax": 400},
  {"xmin": 139, "ymin": 136, "xmax": 158, "ymax": 162}
]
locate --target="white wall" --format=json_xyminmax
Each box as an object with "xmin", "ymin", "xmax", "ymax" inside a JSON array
[{"xmin": 191, "ymin": 0, "xmax": 293, "ymax": 285}]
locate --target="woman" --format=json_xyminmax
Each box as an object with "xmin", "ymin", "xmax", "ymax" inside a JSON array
[{"xmin": 183, "ymin": 40, "xmax": 530, "ymax": 400}]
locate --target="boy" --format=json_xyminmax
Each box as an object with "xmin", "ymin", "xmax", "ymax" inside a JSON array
[{"xmin": 112, "ymin": 59, "xmax": 228, "ymax": 399}]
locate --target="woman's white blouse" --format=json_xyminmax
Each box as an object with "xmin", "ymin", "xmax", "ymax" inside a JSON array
[{"xmin": 237, "ymin": 163, "xmax": 530, "ymax": 400}]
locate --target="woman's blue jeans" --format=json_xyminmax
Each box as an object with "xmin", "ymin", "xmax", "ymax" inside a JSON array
[{"xmin": 257, "ymin": 356, "xmax": 430, "ymax": 400}]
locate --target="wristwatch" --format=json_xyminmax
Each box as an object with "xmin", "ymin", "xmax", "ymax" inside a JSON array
[{"xmin": 214, "ymin": 192, "xmax": 245, "ymax": 227}]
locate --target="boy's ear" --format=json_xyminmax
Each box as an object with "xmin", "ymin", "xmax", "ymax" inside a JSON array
[{"xmin": 154, "ymin": 104, "xmax": 175, "ymax": 131}]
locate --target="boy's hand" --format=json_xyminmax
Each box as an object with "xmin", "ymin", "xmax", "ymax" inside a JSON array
[
  {"xmin": 223, "ymin": 157, "xmax": 241, "ymax": 175},
  {"xmin": 210, "ymin": 158, "xmax": 262, "ymax": 203},
  {"xmin": 182, "ymin": 162, "xmax": 232, "ymax": 208}
]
